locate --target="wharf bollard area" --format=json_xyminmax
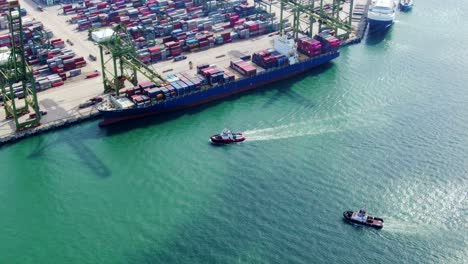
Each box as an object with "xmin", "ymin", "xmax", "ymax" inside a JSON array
[{"xmin": 1, "ymin": 0, "xmax": 370, "ymax": 146}]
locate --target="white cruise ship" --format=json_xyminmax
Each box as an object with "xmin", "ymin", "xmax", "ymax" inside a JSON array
[{"xmin": 367, "ymin": 0, "xmax": 398, "ymax": 31}]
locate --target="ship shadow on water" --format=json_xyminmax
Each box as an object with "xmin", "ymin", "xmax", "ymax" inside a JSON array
[
  {"xmin": 26, "ymin": 99, "xmax": 111, "ymax": 178},
  {"xmin": 101, "ymin": 62, "xmax": 336, "ymax": 136},
  {"xmin": 260, "ymin": 63, "xmax": 334, "ymax": 109},
  {"xmin": 365, "ymin": 26, "xmax": 394, "ymax": 46},
  {"xmin": 26, "ymin": 131, "xmax": 112, "ymax": 178}
]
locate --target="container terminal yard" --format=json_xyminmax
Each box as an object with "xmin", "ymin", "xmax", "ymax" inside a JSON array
[{"xmin": 0, "ymin": 0, "xmax": 370, "ymax": 144}]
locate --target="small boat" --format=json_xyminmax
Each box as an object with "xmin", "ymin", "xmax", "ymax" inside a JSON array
[
  {"xmin": 399, "ymin": 0, "xmax": 413, "ymax": 11},
  {"xmin": 210, "ymin": 129, "xmax": 246, "ymax": 144},
  {"xmin": 343, "ymin": 208, "xmax": 384, "ymax": 229}
]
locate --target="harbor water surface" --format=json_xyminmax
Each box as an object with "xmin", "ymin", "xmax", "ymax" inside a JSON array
[{"xmin": 0, "ymin": 0, "xmax": 467, "ymax": 263}]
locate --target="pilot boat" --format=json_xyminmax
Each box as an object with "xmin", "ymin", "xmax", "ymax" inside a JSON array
[
  {"xmin": 210, "ymin": 129, "xmax": 246, "ymax": 144},
  {"xmin": 343, "ymin": 208, "xmax": 384, "ymax": 229}
]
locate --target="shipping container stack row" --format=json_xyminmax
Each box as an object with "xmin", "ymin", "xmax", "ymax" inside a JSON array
[
  {"xmin": 64, "ymin": 0, "xmax": 267, "ymax": 51},
  {"xmin": 197, "ymin": 64, "xmax": 236, "ymax": 86},
  {"xmin": 35, "ymin": 74, "xmax": 66, "ymax": 91},
  {"xmin": 0, "ymin": 14, "xmax": 87, "ymax": 98},
  {"xmin": 165, "ymin": 40, "xmax": 182, "ymax": 57},
  {"xmin": 68, "ymin": 0, "xmax": 202, "ymax": 31},
  {"xmin": 1, "ymin": 83, "xmax": 33, "ymax": 100},
  {"xmin": 297, "ymin": 37, "xmax": 322, "ymax": 58},
  {"xmin": 233, "ymin": 20, "xmax": 269, "ymax": 39},
  {"xmin": 68, "ymin": 1, "xmax": 233, "ymax": 35},
  {"xmin": 0, "ymin": 18, "xmax": 50, "ymax": 48},
  {"xmin": 26, "ymin": 38, "xmax": 87, "ymax": 75},
  {"xmin": 0, "ymin": 3, "xmax": 27, "ymax": 29},
  {"xmin": 230, "ymin": 60, "xmax": 256, "ymax": 77},
  {"xmin": 252, "ymin": 48, "xmax": 289, "ymax": 69},
  {"xmin": 123, "ymin": 71, "xmax": 207, "ymax": 106},
  {"xmin": 0, "ymin": 8, "xmax": 93, "ymax": 103},
  {"xmin": 0, "ymin": 70, "xmax": 74, "ymax": 101},
  {"xmin": 234, "ymin": 3, "xmax": 255, "ymax": 17},
  {"xmin": 1, "ymin": 83, "xmax": 30, "ymax": 101},
  {"xmin": 0, "ymin": 11, "xmax": 87, "ymax": 77},
  {"xmin": 0, "ymin": 33, "xmax": 9, "ymax": 48},
  {"xmin": 158, "ymin": 30, "xmax": 217, "ymax": 53},
  {"xmin": 60, "ymin": 0, "xmax": 281, "ymax": 70},
  {"xmin": 135, "ymin": 45, "xmax": 165, "ymax": 64},
  {"xmin": 313, "ymin": 33, "xmax": 341, "ymax": 53}
]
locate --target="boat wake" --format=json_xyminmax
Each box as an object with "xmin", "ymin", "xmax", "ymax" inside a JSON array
[
  {"xmin": 243, "ymin": 97, "xmax": 393, "ymax": 142},
  {"xmin": 244, "ymin": 116, "xmax": 354, "ymax": 141},
  {"xmin": 381, "ymin": 220, "xmax": 424, "ymax": 235}
]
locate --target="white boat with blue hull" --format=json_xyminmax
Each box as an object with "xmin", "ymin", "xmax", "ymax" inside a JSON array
[
  {"xmin": 368, "ymin": 0, "xmax": 398, "ymax": 32},
  {"xmin": 399, "ymin": 0, "xmax": 413, "ymax": 12}
]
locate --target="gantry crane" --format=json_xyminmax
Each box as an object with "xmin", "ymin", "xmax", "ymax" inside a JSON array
[
  {"xmin": 0, "ymin": 0, "xmax": 41, "ymax": 131},
  {"xmin": 279, "ymin": 0, "xmax": 354, "ymax": 39},
  {"xmin": 97, "ymin": 24, "xmax": 167, "ymax": 95}
]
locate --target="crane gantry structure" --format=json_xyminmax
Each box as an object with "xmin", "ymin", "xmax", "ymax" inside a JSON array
[
  {"xmin": 97, "ymin": 24, "xmax": 167, "ymax": 95},
  {"xmin": 0, "ymin": 0, "xmax": 41, "ymax": 131},
  {"xmin": 279, "ymin": 0, "xmax": 354, "ymax": 39}
]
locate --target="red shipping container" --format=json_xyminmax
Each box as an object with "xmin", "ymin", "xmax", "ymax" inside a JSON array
[
  {"xmin": 148, "ymin": 46, "xmax": 161, "ymax": 53},
  {"xmin": 61, "ymin": 54, "xmax": 75, "ymax": 60},
  {"xmin": 76, "ymin": 61, "xmax": 87, "ymax": 68},
  {"xmin": 173, "ymin": 22, "xmax": 182, "ymax": 30},
  {"xmin": 74, "ymin": 57, "xmax": 85, "ymax": 63},
  {"xmin": 221, "ymin": 32, "xmax": 230, "ymax": 40},
  {"xmin": 170, "ymin": 50, "xmax": 182, "ymax": 56},
  {"xmin": 52, "ymin": 81, "xmax": 64, "ymax": 87},
  {"xmin": 86, "ymin": 72, "xmax": 100, "ymax": 79}
]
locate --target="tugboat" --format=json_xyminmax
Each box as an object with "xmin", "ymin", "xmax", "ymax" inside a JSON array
[
  {"xmin": 343, "ymin": 209, "xmax": 384, "ymax": 229},
  {"xmin": 210, "ymin": 129, "xmax": 246, "ymax": 144}
]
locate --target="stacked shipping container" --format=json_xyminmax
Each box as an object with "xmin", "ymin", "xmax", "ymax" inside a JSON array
[
  {"xmin": 230, "ymin": 60, "xmax": 256, "ymax": 76},
  {"xmin": 125, "ymin": 70, "xmax": 208, "ymax": 104},
  {"xmin": 297, "ymin": 37, "xmax": 322, "ymax": 57},
  {"xmin": 252, "ymin": 48, "xmax": 289, "ymax": 69},
  {"xmin": 0, "ymin": 9, "xmax": 88, "ymax": 101},
  {"xmin": 63, "ymin": 0, "xmax": 277, "ymax": 65},
  {"xmin": 313, "ymin": 33, "xmax": 341, "ymax": 53},
  {"xmin": 197, "ymin": 64, "xmax": 225, "ymax": 85}
]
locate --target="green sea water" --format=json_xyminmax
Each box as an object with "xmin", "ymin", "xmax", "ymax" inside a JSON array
[{"xmin": 1, "ymin": 1, "xmax": 467, "ymax": 263}]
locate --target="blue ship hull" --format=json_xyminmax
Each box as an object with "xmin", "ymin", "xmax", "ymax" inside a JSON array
[
  {"xmin": 98, "ymin": 52, "xmax": 339, "ymax": 126},
  {"xmin": 399, "ymin": 3, "xmax": 413, "ymax": 12},
  {"xmin": 368, "ymin": 19, "xmax": 394, "ymax": 32}
]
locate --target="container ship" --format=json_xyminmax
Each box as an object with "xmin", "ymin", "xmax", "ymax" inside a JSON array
[{"xmin": 97, "ymin": 33, "xmax": 340, "ymax": 126}]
